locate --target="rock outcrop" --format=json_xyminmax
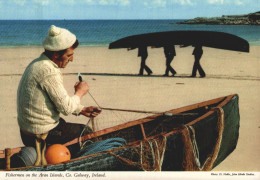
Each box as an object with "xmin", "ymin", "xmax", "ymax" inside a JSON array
[{"xmin": 178, "ymin": 11, "xmax": 260, "ymax": 25}]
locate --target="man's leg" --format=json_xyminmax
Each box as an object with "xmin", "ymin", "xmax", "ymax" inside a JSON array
[
  {"xmin": 164, "ymin": 58, "xmax": 170, "ymax": 76},
  {"xmin": 139, "ymin": 57, "xmax": 145, "ymax": 75},
  {"xmin": 192, "ymin": 54, "xmax": 202, "ymax": 77},
  {"xmin": 46, "ymin": 118, "xmax": 92, "ymax": 146},
  {"xmin": 144, "ymin": 65, "xmax": 152, "ymax": 75},
  {"xmin": 197, "ymin": 61, "xmax": 205, "ymax": 77},
  {"xmin": 20, "ymin": 118, "xmax": 92, "ymax": 147},
  {"xmin": 167, "ymin": 57, "xmax": 176, "ymax": 75},
  {"xmin": 140, "ymin": 55, "xmax": 152, "ymax": 75},
  {"xmin": 20, "ymin": 130, "xmax": 36, "ymax": 147}
]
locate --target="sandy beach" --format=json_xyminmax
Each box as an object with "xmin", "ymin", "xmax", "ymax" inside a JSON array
[{"xmin": 0, "ymin": 45, "xmax": 259, "ymax": 171}]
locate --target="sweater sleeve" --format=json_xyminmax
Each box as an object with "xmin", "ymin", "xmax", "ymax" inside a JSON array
[{"xmin": 40, "ymin": 73, "xmax": 84, "ymax": 116}]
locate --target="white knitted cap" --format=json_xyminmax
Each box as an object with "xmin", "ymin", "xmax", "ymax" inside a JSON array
[{"xmin": 42, "ymin": 25, "xmax": 76, "ymax": 51}]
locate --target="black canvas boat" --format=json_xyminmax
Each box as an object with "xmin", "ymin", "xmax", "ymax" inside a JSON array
[{"xmin": 109, "ymin": 31, "xmax": 249, "ymax": 52}]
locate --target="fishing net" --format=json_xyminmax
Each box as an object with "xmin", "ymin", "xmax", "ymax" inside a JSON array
[
  {"xmin": 88, "ymin": 110, "xmax": 155, "ymax": 131},
  {"xmin": 74, "ymin": 101, "xmax": 227, "ymax": 171},
  {"xmin": 109, "ymin": 135, "xmax": 167, "ymax": 171},
  {"xmin": 75, "ymin": 106, "xmax": 206, "ymax": 171},
  {"xmin": 107, "ymin": 106, "xmax": 223, "ymax": 172}
]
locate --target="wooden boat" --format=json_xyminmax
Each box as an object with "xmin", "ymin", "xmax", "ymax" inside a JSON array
[{"xmin": 0, "ymin": 94, "xmax": 240, "ymax": 171}]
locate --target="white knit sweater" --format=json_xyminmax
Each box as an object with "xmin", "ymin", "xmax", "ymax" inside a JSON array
[{"xmin": 17, "ymin": 53, "xmax": 84, "ymax": 134}]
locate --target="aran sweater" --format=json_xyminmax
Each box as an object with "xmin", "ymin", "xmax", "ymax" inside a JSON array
[{"xmin": 17, "ymin": 53, "xmax": 83, "ymax": 134}]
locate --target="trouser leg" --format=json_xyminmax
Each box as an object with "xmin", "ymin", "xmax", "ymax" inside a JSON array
[
  {"xmin": 192, "ymin": 61, "xmax": 198, "ymax": 76},
  {"xmin": 197, "ymin": 62, "xmax": 205, "ymax": 76},
  {"xmin": 144, "ymin": 65, "xmax": 152, "ymax": 74},
  {"xmin": 192, "ymin": 54, "xmax": 203, "ymax": 76},
  {"xmin": 140, "ymin": 56, "xmax": 152, "ymax": 74},
  {"xmin": 46, "ymin": 118, "xmax": 92, "ymax": 146},
  {"xmin": 20, "ymin": 118, "xmax": 92, "ymax": 147},
  {"xmin": 165, "ymin": 56, "xmax": 176, "ymax": 75},
  {"xmin": 169, "ymin": 58, "xmax": 176, "ymax": 75},
  {"xmin": 139, "ymin": 57, "xmax": 145, "ymax": 75},
  {"xmin": 165, "ymin": 58, "xmax": 170, "ymax": 75}
]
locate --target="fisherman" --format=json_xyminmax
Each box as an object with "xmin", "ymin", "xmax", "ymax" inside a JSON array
[
  {"xmin": 163, "ymin": 45, "xmax": 177, "ymax": 76},
  {"xmin": 191, "ymin": 44, "xmax": 206, "ymax": 78},
  {"xmin": 138, "ymin": 46, "xmax": 152, "ymax": 75},
  {"xmin": 17, "ymin": 25, "xmax": 102, "ymax": 147},
  {"xmin": 180, "ymin": 44, "xmax": 206, "ymax": 78},
  {"xmin": 128, "ymin": 46, "xmax": 153, "ymax": 75}
]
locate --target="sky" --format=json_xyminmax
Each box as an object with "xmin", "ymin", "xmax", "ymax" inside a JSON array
[{"xmin": 0, "ymin": 0, "xmax": 259, "ymax": 20}]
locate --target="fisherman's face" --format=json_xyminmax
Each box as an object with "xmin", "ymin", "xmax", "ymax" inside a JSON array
[{"xmin": 56, "ymin": 47, "xmax": 75, "ymax": 68}]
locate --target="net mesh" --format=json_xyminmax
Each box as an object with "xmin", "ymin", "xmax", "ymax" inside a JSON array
[
  {"xmin": 76, "ymin": 101, "xmax": 225, "ymax": 171},
  {"xmin": 109, "ymin": 135, "xmax": 167, "ymax": 171},
  {"xmin": 88, "ymin": 110, "xmax": 154, "ymax": 131}
]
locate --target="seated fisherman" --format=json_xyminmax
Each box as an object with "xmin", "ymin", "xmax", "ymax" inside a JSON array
[{"xmin": 17, "ymin": 25, "xmax": 102, "ymax": 147}]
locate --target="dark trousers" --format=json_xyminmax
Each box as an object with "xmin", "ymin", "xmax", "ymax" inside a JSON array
[
  {"xmin": 20, "ymin": 118, "xmax": 92, "ymax": 148},
  {"xmin": 139, "ymin": 55, "xmax": 152, "ymax": 75},
  {"xmin": 192, "ymin": 54, "xmax": 205, "ymax": 76},
  {"xmin": 165, "ymin": 56, "xmax": 176, "ymax": 75}
]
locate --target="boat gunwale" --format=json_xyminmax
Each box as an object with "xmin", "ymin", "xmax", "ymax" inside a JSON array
[{"xmin": 0, "ymin": 94, "xmax": 237, "ymax": 170}]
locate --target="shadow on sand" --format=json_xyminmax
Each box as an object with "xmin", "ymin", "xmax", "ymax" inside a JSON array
[
  {"xmin": 64, "ymin": 72, "xmax": 194, "ymax": 78},
  {"xmin": 63, "ymin": 73, "xmax": 260, "ymax": 81}
]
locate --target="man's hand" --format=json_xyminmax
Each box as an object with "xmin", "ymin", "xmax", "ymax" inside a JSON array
[
  {"xmin": 80, "ymin": 106, "xmax": 102, "ymax": 117},
  {"xmin": 74, "ymin": 81, "xmax": 89, "ymax": 99}
]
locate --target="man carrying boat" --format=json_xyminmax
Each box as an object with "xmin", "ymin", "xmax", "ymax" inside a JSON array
[
  {"xmin": 17, "ymin": 25, "xmax": 101, "ymax": 147},
  {"xmin": 138, "ymin": 46, "xmax": 153, "ymax": 75},
  {"xmin": 180, "ymin": 44, "xmax": 206, "ymax": 78},
  {"xmin": 191, "ymin": 44, "xmax": 206, "ymax": 78},
  {"xmin": 163, "ymin": 46, "xmax": 177, "ymax": 76},
  {"xmin": 128, "ymin": 46, "xmax": 153, "ymax": 75}
]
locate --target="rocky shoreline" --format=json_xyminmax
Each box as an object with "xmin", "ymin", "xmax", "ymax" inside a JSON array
[{"xmin": 177, "ymin": 11, "xmax": 260, "ymax": 25}]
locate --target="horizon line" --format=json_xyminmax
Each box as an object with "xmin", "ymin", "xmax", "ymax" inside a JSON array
[{"xmin": 0, "ymin": 18, "xmax": 188, "ymax": 21}]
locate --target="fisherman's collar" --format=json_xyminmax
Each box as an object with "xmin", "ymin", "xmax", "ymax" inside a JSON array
[{"xmin": 41, "ymin": 53, "xmax": 59, "ymax": 68}]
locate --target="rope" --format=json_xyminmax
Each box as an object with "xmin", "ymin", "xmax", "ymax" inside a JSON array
[
  {"xmin": 148, "ymin": 141, "xmax": 155, "ymax": 169},
  {"xmin": 79, "ymin": 117, "xmax": 94, "ymax": 149},
  {"xmin": 140, "ymin": 141, "xmax": 143, "ymax": 168},
  {"xmin": 152, "ymin": 137, "xmax": 167, "ymax": 171},
  {"xmin": 101, "ymin": 107, "xmax": 198, "ymax": 116},
  {"xmin": 203, "ymin": 107, "xmax": 224, "ymax": 170},
  {"xmin": 182, "ymin": 125, "xmax": 201, "ymax": 169},
  {"xmin": 109, "ymin": 151, "xmax": 140, "ymax": 168},
  {"xmin": 181, "ymin": 126, "xmax": 197, "ymax": 170},
  {"xmin": 159, "ymin": 137, "xmax": 167, "ymax": 170},
  {"xmin": 101, "ymin": 107, "xmax": 163, "ymax": 115},
  {"xmin": 77, "ymin": 138, "xmax": 126, "ymax": 157},
  {"xmin": 140, "ymin": 136, "xmax": 167, "ymax": 171},
  {"xmin": 88, "ymin": 92, "xmax": 101, "ymax": 108},
  {"xmin": 110, "ymin": 136, "xmax": 167, "ymax": 171},
  {"xmin": 153, "ymin": 139, "xmax": 160, "ymax": 170},
  {"xmin": 90, "ymin": 117, "xmax": 95, "ymax": 132},
  {"xmin": 78, "ymin": 73, "xmax": 101, "ymax": 108},
  {"xmin": 181, "ymin": 107, "xmax": 225, "ymax": 171}
]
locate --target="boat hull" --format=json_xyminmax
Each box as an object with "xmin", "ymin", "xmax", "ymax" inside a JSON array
[{"xmin": 109, "ymin": 31, "xmax": 249, "ymax": 52}]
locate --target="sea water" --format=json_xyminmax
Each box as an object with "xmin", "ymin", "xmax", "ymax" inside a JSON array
[{"xmin": 0, "ymin": 20, "xmax": 259, "ymax": 47}]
